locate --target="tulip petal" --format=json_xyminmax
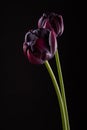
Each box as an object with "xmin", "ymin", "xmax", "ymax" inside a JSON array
[
  {"xmin": 27, "ymin": 50, "xmax": 44, "ymax": 64},
  {"xmin": 43, "ymin": 20, "xmax": 53, "ymax": 31},
  {"xmin": 49, "ymin": 31, "xmax": 57, "ymax": 55},
  {"xmin": 23, "ymin": 43, "xmax": 28, "ymax": 56},
  {"xmin": 57, "ymin": 15, "xmax": 64, "ymax": 36},
  {"xmin": 38, "ymin": 13, "xmax": 47, "ymax": 28}
]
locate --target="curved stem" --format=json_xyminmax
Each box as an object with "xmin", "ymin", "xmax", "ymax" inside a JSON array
[
  {"xmin": 55, "ymin": 50, "xmax": 70, "ymax": 130},
  {"xmin": 44, "ymin": 61, "xmax": 67, "ymax": 130}
]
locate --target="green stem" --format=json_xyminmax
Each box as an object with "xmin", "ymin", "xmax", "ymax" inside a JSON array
[
  {"xmin": 55, "ymin": 50, "xmax": 70, "ymax": 130},
  {"xmin": 44, "ymin": 61, "xmax": 67, "ymax": 130}
]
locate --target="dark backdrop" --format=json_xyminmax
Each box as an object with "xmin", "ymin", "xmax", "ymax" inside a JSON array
[{"xmin": 1, "ymin": 1, "xmax": 84, "ymax": 130}]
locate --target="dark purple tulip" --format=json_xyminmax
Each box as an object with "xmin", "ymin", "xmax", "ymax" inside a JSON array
[
  {"xmin": 23, "ymin": 28, "xmax": 57, "ymax": 64},
  {"xmin": 38, "ymin": 13, "xmax": 64, "ymax": 37}
]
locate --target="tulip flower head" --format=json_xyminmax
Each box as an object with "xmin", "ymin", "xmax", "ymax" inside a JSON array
[
  {"xmin": 23, "ymin": 28, "xmax": 57, "ymax": 64},
  {"xmin": 38, "ymin": 13, "xmax": 64, "ymax": 37}
]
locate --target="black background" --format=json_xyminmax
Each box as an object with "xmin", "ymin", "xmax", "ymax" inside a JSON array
[{"xmin": 1, "ymin": 1, "xmax": 84, "ymax": 130}]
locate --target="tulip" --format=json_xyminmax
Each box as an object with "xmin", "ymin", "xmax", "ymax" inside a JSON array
[
  {"xmin": 22, "ymin": 13, "xmax": 70, "ymax": 130},
  {"xmin": 38, "ymin": 13, "xmax": 64, "ymax": 37},
  {"xmin": 23, "ymin": 28, "xmax": 57, "ymax": 64}
]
